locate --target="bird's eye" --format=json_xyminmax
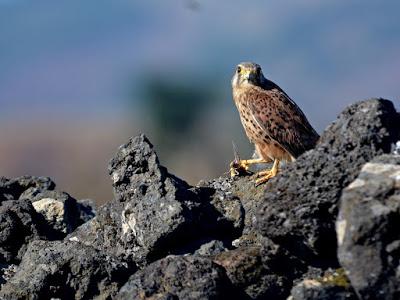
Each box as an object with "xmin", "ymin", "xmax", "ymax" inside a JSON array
[
  {"xmin": 256, "ymin": 67, "xmax": 261, "ymax": 75},
  {"xmin": 237, "ymin": 66, "xmax": 242, "ymax": 74}
]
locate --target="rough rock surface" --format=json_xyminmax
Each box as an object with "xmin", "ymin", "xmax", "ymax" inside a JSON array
[
  {"xmin": 0, "ymin": 175, "xmax": 94, "ymax": 238},
  {"xmin": 23, "ymin": 190, "xmax": 82, "ymax": 236},
  {"xmin": 394, "ymin": 140, "xmax": 400, "ymax": 155},
  {"xmin": 0, "ymin": 174, "xmax": 95, "ymax": 267},
  {"xmin": 0, "ymin": 176, "xmax": 55, "ymax": 202},
  {"xmin": 0, "ymin": 98, "xmax": 399, "ymax": 299},
  {"xmin": 256, "ymin": 99, "xmax": 400, "ymax": 264},
  {"xmin": 70, "ymin": 135, "xmax": 203, "ymax": 265},
  {"xmin": 0, "ymin": 199, "xmax": 49, "ymax": 264},
  {"xmin": 212, "ymin": 244, "xmax": 290, "ymax": 299},
  {"xmin": 70, "ymin": 134, "xmax": 253, "ymax": 266},
  {"xmin": 198, "ymin": 174, "xmax": 265, "ymax": 243},
  {"xmin": 337, "ymin": 154, "xmax": 400, "ymax": 300},
  {"xmin": 76, "ymin": 198, "xmax": 96, "ymax": 223},
  {"xmin": 116, "ymin": 255, "xmax": 241, "ymax": 300},
  {"xmin": 21, "ymin": 186, "xmax": 95, "ymax": 233},
  {"xmin": 0, "ymin": 264, "xmax": 17, "ymax": 286},
  {"xmin": 288, "ymin": 268, "xmax": 357, "ymax": 300},
  {"xmin": 0, "ymin": 240, "xmax": 133, "ymax": 300},
  {"xmin": 195, "ymin": 240, "xmax": 226, "ymax": 256}
]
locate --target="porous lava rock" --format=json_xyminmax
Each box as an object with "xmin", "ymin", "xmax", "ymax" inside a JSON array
[
  {"xmin": 0, "ymin": 240, "xmax": 133, "ymax": 300},
  {"xmin": 337, "ymin": 154, "xmax": 400, "ymax": 300},
  {"xmin": 256, "ymin": 99, "xmax": 400, "ymax": 265},
  {"xmin": 116, "ymin": 255, "xmax": 241, "ymax": 300},
  {"xmin": 0, "ymin": 98, "xmax": 399, "ymax": 300}
]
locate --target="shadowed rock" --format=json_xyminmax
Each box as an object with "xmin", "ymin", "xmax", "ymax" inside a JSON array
[
  {"xmin": 0, "ymin": 240, "xmax": 134, "ymax": 300},
  {"xmin": 0, "ymin": 176, "xmax": 97, "ymax": 291},
  {"xmin": 0, "ymin": 175, "xmax": 94, "ymax": 245},
  {"xmin": 0, "ymin": 176, "xmax": 55, "ymax": 203},
  {"xmin": 0, "ymin": 199, "xmax": 50, "ymax": 264},
  {"xmin": 21, "ymin": 190, "xmax": 82, "ymax": 237},
  {"xmin": 70, "ymin": 135, "xmax": 204, "ymax": 265},
  {"xmin": 195, "ymin": 240, "xmax": 226, "ymax": 256},
  {"xmin": 256, "ymin": 99, "xmax": 400, "ymax": 265},
  {"xmin": 116, "ymin": 255, "xmax": 242, "ymax": 300},
  {"xmin": 337, "ymin": 154, "xmax": 400, "ymax": 300},
  {"xmin": 290, "ymin": 270, "xmax": 357, "ymax": 300},
  {"xmin": 212, "ymin": 244, "xmax": 290, "ymax": 299},
  {"xmin": 0, "ymin": 99, "xmax": 399, "ymax": 299},
  {"xmin": 70, "ymin": 134, "xmax": 251, "ymax": 266}
]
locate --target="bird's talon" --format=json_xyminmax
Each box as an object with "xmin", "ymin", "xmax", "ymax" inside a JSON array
[
  {"xmin": 255, "ymin": 175, "xmax": 272, "ymax": 185},
  {"xmin": 255, "ymin": 167, "xmax": 278, "ymax": 185},
  {"xmin": 256, "ymin": 170, "xmax": 270, "ymax": 178}
]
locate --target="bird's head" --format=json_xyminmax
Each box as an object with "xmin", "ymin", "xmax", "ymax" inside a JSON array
[{"xmin": 231, "ymin": 62, "xmax": 265, "ymax": 89}]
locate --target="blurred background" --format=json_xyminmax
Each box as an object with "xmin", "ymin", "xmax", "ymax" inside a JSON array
[{"xmin": 0, "ymin": 0, "xmax": 399, "ymax": 204}]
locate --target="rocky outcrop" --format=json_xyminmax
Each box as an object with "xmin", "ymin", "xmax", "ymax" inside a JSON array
[
  {"xmin": 69, "ymin": 134, "xmax": 258, "ymax": 267},
  {"xmin": 116, "ymin": 255, "xmax": 241, "ymax": 300},
  {"xmin": 0, "ymin": 98, "xmax": 399, "ymax": 299},
  {"xmin": 290, "ymin": 269, "xmax": 357, "ymax": 300},
  {"xmin": 69, "ymin": 135, "xmax": 202, "ymax": 266},
  {"xmin": 0, "ymin": 199, "xmax": 48, "ymax": 264},
  {"xmin": 20, "ymin": 185, "xmax": 95, "ymax": 236},
  {"xmin": 337, "ymin": 154, "xmax": 400, "ymax": 300},
  {"xmin": 212, "ymin": 243, "xmax": 290, "ymax": 299},
  {"xmin": 0, "ymin": 176, "xmax": 55, "ymax": 202},
  {"xmin": 0, "ymin": 176, "xmax": 95, "ymax": 266},
  {"xmin": 0, "ymin": 240, "xmax": 132, "ymax": 300},
  {"xmin": 256, "ymin": 99, "xmax": 400, "ymax": 265}
]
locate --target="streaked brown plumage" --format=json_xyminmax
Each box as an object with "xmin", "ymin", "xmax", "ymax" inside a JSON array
[{"xmin": 230, "ymin": 62, "xmax": 319, "ymax": 184}]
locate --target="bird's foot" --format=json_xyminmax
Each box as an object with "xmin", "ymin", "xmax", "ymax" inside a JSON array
[
  {"xmin": 255, "ymin": 169, "xmax": 278, "ymax": 185},
  {"xmin": 255, "ymin": 159, "xmax": 280, "ymax": 185}
]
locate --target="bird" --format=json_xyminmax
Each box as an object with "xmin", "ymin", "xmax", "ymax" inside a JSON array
[{"xmin": 230, "ymin": 62, "xmax": 319, "ymax": 184}]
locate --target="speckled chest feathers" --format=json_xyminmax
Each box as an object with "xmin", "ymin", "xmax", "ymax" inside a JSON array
[{"xmin": 233, "ymin": 85, "xmax": 295, "ymax": 162}]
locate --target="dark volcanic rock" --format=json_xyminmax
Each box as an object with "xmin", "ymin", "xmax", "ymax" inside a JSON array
[
  {"xmin": 195, "ymin": 240, "xmax": 226, "ymax": 256},
  {"xmin": 110, "ymin": 135, "xmax": 202, "ymax": 256},
  {"xmin": 337, "ymin": 154, "xmax": 400, "ymax": 300},
  {"xmin": 0, "ymin": 199, "xmax": 50, "ymax": 264},
  {"xmin": 71, "ymin": 134, "xmax": 206, "ymax": 265},
  {"xmin": 289, "ymin": 268, "xmax": 357, "ymax": 300},
  {"xmin": 0, "ymin": 175, "xmax": 93, "ymax": 240},
  {"xmin": 0, "ymin": 99, "xmax": 398, "ymax": 299},
  {"xmin": 0, "ymin": 176, "xmax": 55, "ymax": 202},
  {"xmin": 20, "ymin": 189, "xmax": 81, "ymax": 237},
  {"xmin": 117, "ymin": 255, "xmax": 241, "ymax": 300},
  {"xmin": 196, "ymin": 180, "xmax": 245, "ymax": 237},
  {"xmin": 199, "ymin": 175, "xmax": 261, "ymax": 231},
  {"xmin": 76, "ymin": 198, "xmax": 96, "ymax": 223},
  {"xmin": 109, "ymin": 134, "xmax": 192, "ymax": 205},
  {"xmin": 0, "ymin": 240, "xmax": 133, "ymax": 300},
  {"xmin": 213, "ymin": 245, "xmax": 290, "ymax": 299},
  {"xmin": 71, "ymin": 134, "xmax": 252, "ymax": 266},
  {"xmin": 0, "ymin": 264, "xmax": 17, "ymax": 287},
  {"xmin": 198, "ymin": 174, "xmax": 268, "ymax": 248},
  {"xmin": 256, "ymin": 99, "xmax": 400, "ymax": 264}
]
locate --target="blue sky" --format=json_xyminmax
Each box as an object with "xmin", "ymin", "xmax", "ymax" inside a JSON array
[{"xmin": 0, "ymin": 0, "xmax": 399, "ymax": 130}]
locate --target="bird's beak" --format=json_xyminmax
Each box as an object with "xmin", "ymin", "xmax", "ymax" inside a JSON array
[
  {"xmin": 242, "ymin": 69, "xmax": 257, "ymax": 83},
  {"xmin": 242, "ymin": 69, "xmax": 251, "ymax": 81}
]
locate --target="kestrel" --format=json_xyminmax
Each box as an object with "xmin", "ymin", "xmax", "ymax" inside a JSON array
[{"xmin": 230, "ymin": 62, "xmax": 319, "ymax": 184}]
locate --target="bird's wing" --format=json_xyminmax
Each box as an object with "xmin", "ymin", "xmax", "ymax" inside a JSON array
[{"xmin": 247, "ymin": 86, "xmax": 319, "ymax": 158}]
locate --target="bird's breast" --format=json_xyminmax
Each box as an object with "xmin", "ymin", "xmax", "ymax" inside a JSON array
[{"xmin": 232, "ymin": 89, "xmax": 263, "ymax": 144}]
